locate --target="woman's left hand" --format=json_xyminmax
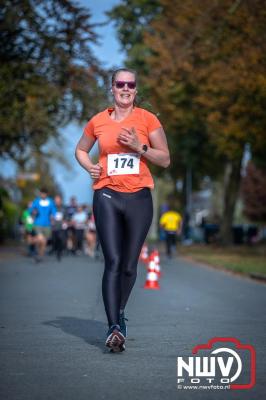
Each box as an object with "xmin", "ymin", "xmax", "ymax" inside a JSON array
[{"xmin": 117, "ymin": 127, "xmax": 142, "ymax": 153}]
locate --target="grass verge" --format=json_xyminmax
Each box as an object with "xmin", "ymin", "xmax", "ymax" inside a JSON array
[{"xmin": 179, "ymin": 244, "xmax": 266, "ymax": 277}]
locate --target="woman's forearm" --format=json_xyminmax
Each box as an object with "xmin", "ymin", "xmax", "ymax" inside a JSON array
[
  {"xmin": 117, "ymin": 126, "xmax": 170, "ymax": 168},
  {"xmin": 141, "ymin": 147, "xmax": 170, "ymax": 168},
  {"xmin": 75, "ymin": 148, "xmax": 94, "ymax": 173}
]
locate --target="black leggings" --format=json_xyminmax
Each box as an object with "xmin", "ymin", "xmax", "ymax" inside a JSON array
[
  {"xmin": 165, "ymin": 232, "xmax": 177, "ymax": 257},
  {"xmin": 93, "ymin": 187, "xmax": 153, "ymax": 327}
]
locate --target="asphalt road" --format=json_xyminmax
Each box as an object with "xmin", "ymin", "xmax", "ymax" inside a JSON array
[{"xmin": 0, "ymin": 247, "xmax": 265, "ymax": 400}]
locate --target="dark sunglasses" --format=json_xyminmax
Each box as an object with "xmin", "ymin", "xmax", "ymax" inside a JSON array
[{"xmin": 114, "ymin": 81, "xmax": 136, "ymax": 89}]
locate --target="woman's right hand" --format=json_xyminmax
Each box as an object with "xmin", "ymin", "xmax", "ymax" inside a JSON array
[{"xmin": 88, "ymin": 163, "xmax": 102, "ymax": 180}]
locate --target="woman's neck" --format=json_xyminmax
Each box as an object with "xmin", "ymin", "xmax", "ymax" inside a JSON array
[{"xmin": 111, "ymin": 104, "xmax": 134, "ymax": 121}]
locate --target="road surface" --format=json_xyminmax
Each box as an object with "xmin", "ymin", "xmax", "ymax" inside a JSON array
[{"xmin": 0, "ymin": 247, "xmax": 265, "ymax": 399}]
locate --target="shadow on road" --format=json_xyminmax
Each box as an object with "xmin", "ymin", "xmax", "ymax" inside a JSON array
[{"xmin": 43, "ymin": 317, "xmax": 107, "ymax": 352}]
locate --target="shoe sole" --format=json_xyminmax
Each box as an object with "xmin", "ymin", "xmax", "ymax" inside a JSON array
[
  {"xmin": 105, "ymin": 330, "xmax": 125, "ymax": 353},
  {"xmin": 110, "ymin": 343, "xmax": 125, "ymax": 353}
]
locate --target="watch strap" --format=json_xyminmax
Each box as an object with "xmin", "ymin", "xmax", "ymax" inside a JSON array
[{"xmin": 140, "ymin": 144, "xmax": 148, "ymax": 155}]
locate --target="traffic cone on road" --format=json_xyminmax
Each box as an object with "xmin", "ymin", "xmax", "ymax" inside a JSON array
[
  {"xmin": 139, "ymin": 243, "xmax": 149, "ymax": 264},
  {"xmin": 147, "ymin": 254, "xmax": 156, "ymax": 273},
  {"xmin": 144, "ymin": 270, "xmax": 160, "ymax": 290},
  {"xmin": 153, "ymin": 249, "xmax": 161, "ymax": 278}
]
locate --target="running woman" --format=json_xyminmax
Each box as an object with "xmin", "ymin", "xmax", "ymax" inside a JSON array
[{"xmin": 75, "ymin": 68, "xmax": 170, "ymax": 352}]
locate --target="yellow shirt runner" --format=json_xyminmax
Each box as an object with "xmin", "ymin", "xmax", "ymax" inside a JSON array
[{"xmin": 159, "ymin": 211, "xmax": 182, "ymax": 233}]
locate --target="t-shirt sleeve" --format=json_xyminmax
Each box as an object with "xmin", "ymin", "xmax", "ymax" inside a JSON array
[
  {"xmin": 30, "ymin": 199, "xmax": 38, "ymax": 214},
  {"xmin": 83, "ymin": 118, "xmax": 96, "ymax": 139},
  {"xmin": 144, "ymin": 110, "xmax": 162, "ymax": 133}
]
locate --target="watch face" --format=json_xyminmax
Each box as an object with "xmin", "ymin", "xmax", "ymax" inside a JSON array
[{"xmin": 143, "ymin": 144, "xmax": 148, "ymax": 152}]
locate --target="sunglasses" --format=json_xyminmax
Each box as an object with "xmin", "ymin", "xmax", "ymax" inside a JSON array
[{"xmin": 114, "ymin": 81, "xmax": 137, "ymax": 89}]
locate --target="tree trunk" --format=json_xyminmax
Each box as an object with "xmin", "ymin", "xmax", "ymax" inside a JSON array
[{"xmin": 220, "ymin": 158, "xmax": 242, "ymax": 245}]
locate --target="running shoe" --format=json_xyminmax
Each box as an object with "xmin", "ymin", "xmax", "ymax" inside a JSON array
[
  {"xmin": 119, "ymin": 312, "xmax": 128, "ymax": 338},
  {"xmin": 105, "ymin": 325, "xmax": 125, "ymax": 352}
]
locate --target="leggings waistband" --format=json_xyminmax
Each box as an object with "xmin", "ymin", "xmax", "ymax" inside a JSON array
[{"xmin": 94, "ymin": 187, "xmax": 151, "ymax": 200}]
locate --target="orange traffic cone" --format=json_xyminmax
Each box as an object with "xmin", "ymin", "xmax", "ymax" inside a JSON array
[
  {"xmin": 153, "ymin": 249, "xmax": 161, "ymax": 278},
  {"xmin": 144, "ymin": 270, "xmax": 160, "ymax": 290},
  {"xmin": 139, "ymin": 243, "xmax": 149, "ymax": 263},
  {"xmin": 147, "ymin": 253, "xmax": 156, "ymax": 273}
]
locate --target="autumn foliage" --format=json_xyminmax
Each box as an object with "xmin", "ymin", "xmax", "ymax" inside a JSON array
[
  {"xmin": 109, "ymin": 0, "xmax": 266, "ymax": 243},
  {"xmin": 0, "ymin": 0, "xmax": 107, "ymax": 161}
]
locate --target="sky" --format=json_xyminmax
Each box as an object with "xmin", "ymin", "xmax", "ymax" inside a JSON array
[{"xmin": 2, "ymin": 0, "xmax": 124, "ymax": 205}]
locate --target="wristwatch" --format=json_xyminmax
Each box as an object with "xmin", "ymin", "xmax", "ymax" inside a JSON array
[{"xmin": 140, "ymin": 144, "xmax": 148, "ymax": 155}]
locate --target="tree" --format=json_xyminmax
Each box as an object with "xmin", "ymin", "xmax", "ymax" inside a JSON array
[
  {"xmin": 109, "ymin": 0, "xmax": 266, "ymax": 244},
  {"xmin": 0, "ymin": 185, "xmax": 20, "ymax": 241},
  {"xmin": 242, "ymin": 162, "xmax": 266, "ymax": 223},
  {"xmin": 16, "ymin": 151, "xmax": 63, "ymax": 206},
  {"xmin": 175, "ymin": 0, "xmax": 266, "ymax": 243},
  {"xmin": 0, "ymin": 0, "xmax": 107, "ymax": 161},
  {"xmin": 107, "ymin": 0, "xmax": 161, "ymax": 74},
  {"xmin": 108, "ymin": 0, "xmax": 224, "ymax": 214}
]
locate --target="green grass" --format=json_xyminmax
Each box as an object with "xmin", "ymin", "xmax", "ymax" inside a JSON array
[{"xmin": 179, "ymin": 245, "xmax": 266, "ymax": 277}]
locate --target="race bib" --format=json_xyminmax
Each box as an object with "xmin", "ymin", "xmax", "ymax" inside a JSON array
[
  {"xmin": 55, "ymin": 211, "xmax": 63, "ymax": 221},
  {"xmin": 107, "ymin": 153, "xmax": 140, "ymax": 176},
  {"xmin": 39, "ymin": 199, "xmax": 49, "ymax": 207}
]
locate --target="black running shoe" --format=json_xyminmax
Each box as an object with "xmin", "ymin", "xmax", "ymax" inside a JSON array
[
  {"xmin": 119, "ymin": 312, "xmax": 128, "ymax": 338},
  {"xmin": 105, "ymin": 325, "xmax": 125, "ymax": 352}
]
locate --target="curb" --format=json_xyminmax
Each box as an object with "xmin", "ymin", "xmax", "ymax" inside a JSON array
[{"xmin": 249, "ymin": 272, "xmax": 266, "ymax": 282}]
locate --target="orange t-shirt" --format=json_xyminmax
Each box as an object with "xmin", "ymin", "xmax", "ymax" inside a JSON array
[{"xmin": 83, "ymin": 107, "xmax": 162, "ymax": 192}]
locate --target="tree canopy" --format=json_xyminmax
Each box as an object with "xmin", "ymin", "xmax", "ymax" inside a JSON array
[
  {"xmin": 108, "ymin": 0, "xmax": 224, "ymax": 186},
  {"xmin": 0, "ymin": 0, "xmax": 107, "ymax": 161},
  {"xmin": 109, "ymin": 0, "xmax": 266, "ymax": 242}
]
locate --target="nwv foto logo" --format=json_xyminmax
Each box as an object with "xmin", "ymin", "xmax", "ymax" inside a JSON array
[{"xmin": 177, "ymin": 337, "xmax": 256, "ymax": 390}]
